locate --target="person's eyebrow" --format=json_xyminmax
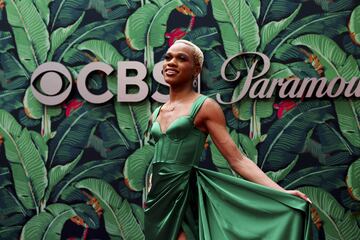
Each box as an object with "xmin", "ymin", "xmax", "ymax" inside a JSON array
[{"xmin": 163, "ymin": 51, "xmax": 190, "ymax": 59}]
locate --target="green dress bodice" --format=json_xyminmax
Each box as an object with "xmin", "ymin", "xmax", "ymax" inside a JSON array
[
  {"xmin": 144, "ymin": 95, "xmax": 312, "ymax": 240},
  {"xmin": 150, "ymin": 95, "xmax": 208, "ymax": 166}
]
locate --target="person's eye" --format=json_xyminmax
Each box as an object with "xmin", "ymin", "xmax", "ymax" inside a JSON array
[
  {"xmin": 164, "ymin": 55, "xmax": 171, "ymax": 60},
  {"xmin": 179, "ymin": 55, "xmax": 187, "ymax": 61}
]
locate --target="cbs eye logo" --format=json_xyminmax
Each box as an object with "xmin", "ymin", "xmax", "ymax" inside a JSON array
[{"xmin": 31, "ymin": 62, "xmax": 73, "ymax": 106}]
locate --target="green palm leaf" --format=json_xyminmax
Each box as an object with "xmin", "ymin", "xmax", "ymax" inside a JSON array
[
  {"xmin": 0, "ymin": 212, "xmax": 28, "ymax": 227},
  {"xmin": 30, "ymin": 130, "xmax": 48, "ymax": 163},
  {"xmin": 88, "ymin": 0, "xmax": 138, "ymax": 19},
  {"xmin": 0, "ymin": 89, "xmax": 24, "ymax": 112},
  {"xmin": 23, "ymin": 87, "xmax": 61, "ymax": 140},
  {"xmin": 304, "ymin": 132, "xmax": 355, "ymax": 166},
  {"xmin": 6, "ymin": 0, "xmax": 50, "ymax": 71},
  {"xmin": 259, "ymin": 101, "xmax": 334, "ymax": 170},
  {"xmin": 51, "ymin": 159, "xmax": 122, "ymax": 202},
  {"xmin": 260, "ymin": 0, "xmax": 300, "ymax": 24},
  {"xmin": 260, "ymin": 4, "xmax": 301, "ymax": 50},
  {"xmin": 34, "ymin": 0, "xmax": 51, "ymax": 25},
  {"xmin": 268, "ymin": 62, "xmax": 296, "ymax": 78},
  {"xmin": 49, "ymin": 0, "xmax": 88, "ymax": 31},
  {"xmin": 23, "ymin": 87, "xmax": 44, "ymax": 119},
  {"xmin": 47, "ymin": 13, "xmax": 84, "ymax": 60},
  {"xmin": 286, "ymin": 61, "xmax": 319, "ymax": 79},
  {"xmin": 315, "ymin": 123, "xmax": 354, "ymax": 154},
  {"xmin": 292, "ymin": 34, "xmax": 360, "ymax": 148},
  {"xmin": 54, "ymin": 19, "xmax": 125, "ymax": 62},
  {"xmin": 322, "ymin": 152, "xmax": 354, "ymax": 166},
  {"xmin": 180, "ymin": 0, "xmax": 208, "ymax": 17},
  {"xmin": 0, "ymin": 226, "xmax": 22, "ymax": 239},
  {"xmin": 299, "ymin": 186, "xmax": 360, "ymax": 240},
  {"xmin": 342, "ymin": 34, "xmax": 360, "ymax": 57},
  {"xmin": 0, "ymin": 167, "xmax": 11, "ymax": 188},
  {"xmin": 72, "ymin": 203, "xmax": 100, "ymax": 229},
  {"xmin": 77, "ymin": 39, "xmax": 124, "ymax": 68},
  {"xmin": 44, "ymin": 152, "xmax": 83, "ymax": 202},
  {"xmin": 211, "ymin": 0, "xmax": 259, "ymax": 57},
  {"xmin": 130, "ymin": 203, "xmax": 144, "ymax": 230},
  {"xmin": 333, "ymin": 98, "xmax": 360, "ymax": 148},
  {"xmin": 63, "ymin": 50, "xmax": 91, "ymax": 65},
  {"xmin": 349, "ymin": 5, "xmax": 360, "ymax": 45},
  {"xmin": 266, "ymin": 11, "xmax": 349, "ymax": 59},
  {"xmin": 266, "ymin": 156, "xmax": 298, "ymax": 182},
  {"xmin": 202, "ymin": 49, "xmax": 237, "ymax": 82},
  {"xmin": 125, "ymin": 0, "xmax": 182, "ymax": 50},
  {"xmin": 313, "ymin": 0, "xmax": 356, "ymax": 12},
  {"xmin": 183, "ymin": 27, "xmax": 221, "ymax": 51},
  {"xmin": 88, "ymin": 134, "xmax": 108, "ymax": 158},
  {"xmin": 0, "ymin": 187, "xmax": 28, "ymax": 217},
  {"xmin": 118, "ymin": 39, "xmax": 144, "ymax": 60},
  {"xmin": 0, "ymin": 52, "xmax": 29, "ymax": 90},
  {"xmin": 17, "ymin": 109, "xmax": 41, "ymax": 128},
  {"xmin": 245, "ymin": 0, "xmax": 260, "ymax": 19},
  {"xmin": 98, "ymin": 120, "xmax": 135, "ymax": 159},
  {"xmin": 20, "ymin": 203, "xmax": 77, "ymax": 240},
  {"xmin": 123, "ymin": 145, "xmax": 154, "ymax": 191},
  {"xmin": 232, "ymin": 74, "xmax": 274, "ymax": 144},
  {"xmin": 114, "ymin": 99, "xmax": 151, "ymax": 146},
  {"xmin": 0, "ymin": 110, "xmax": 47, "ymax": 211},
  {"xmin": 48, "ymin": 104, "xmax": 113, "ymax": 167},
  {"xmin": 292, "ymin": 34, "xmax": 350, "ymax": 79},
  {"xmin": 281, "ymin": 166, "xmax": 347, "ymax": 191},
  {"xmin": 75, "ymin": 178, "xmax": 144, "ymax": 240},
  {"xmin": 235, "ymin": 98, "xmax": 274, "ymax": 121},
  {"xmin": 346, "ymin": 158, "xmax": 360, "ymax": 201},
  {"xmin": 0, "ymin": 31, "xmax": 14, "ymax": 53}
]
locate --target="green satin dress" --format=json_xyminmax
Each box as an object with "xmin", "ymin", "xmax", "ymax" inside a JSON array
[{"xmin": 144, "ymin": 94, "xmax": 312, "ymax": 240}]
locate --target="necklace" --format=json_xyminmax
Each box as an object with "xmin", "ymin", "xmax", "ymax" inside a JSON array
[{"xmin": 161, "ymin": 100, "xmax": 183, "ymax": 112}]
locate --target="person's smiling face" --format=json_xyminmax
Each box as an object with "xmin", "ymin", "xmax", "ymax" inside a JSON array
[{"xmin": 162, "ymin": 43, "xmax": 200, "ymax": 87}]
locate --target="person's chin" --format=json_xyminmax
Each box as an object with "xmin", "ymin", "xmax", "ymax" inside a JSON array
[{"xmin": 164, "ymin": 77, "xmax": 178, "ymax": 85}]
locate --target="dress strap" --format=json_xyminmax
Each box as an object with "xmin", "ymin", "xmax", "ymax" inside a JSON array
[
  {"xmin": 152, "ymin": 106, "xmax": 161, "ymax": 123},
  {"xmin": 189, "ymin": 95, "xmax": 208, "ymax": 120}
]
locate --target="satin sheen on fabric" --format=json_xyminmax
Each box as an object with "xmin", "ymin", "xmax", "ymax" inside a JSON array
[{"xmin": 144, "ymin": 95, "xmax": 312, "ymax": 240}]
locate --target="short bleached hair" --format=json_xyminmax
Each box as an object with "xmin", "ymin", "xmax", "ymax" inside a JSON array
[{"xmin": 173, "ymin": 39, "xmax": 204, "ymax": 69}]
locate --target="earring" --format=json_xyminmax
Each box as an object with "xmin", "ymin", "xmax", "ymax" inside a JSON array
[{"xmin": 193, "ymin": 78, "xmax": 198, "ymax": 88}]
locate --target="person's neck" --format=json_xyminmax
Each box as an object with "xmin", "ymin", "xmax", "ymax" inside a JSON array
[{"xmin": 168, "ymin": 86, "xmax": 196, "ymax": 103}]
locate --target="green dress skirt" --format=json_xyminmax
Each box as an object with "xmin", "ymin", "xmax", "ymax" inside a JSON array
[{"xmin": 144, "ymin": 95, "xmax": 312, "ymax": 240}]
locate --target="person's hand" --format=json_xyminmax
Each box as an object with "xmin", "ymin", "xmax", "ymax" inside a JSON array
[{"xmin": 284, "ymin": 189, "xmax": 312, "ymax": 204}]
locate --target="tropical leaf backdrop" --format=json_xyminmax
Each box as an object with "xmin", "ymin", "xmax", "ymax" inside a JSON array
[{"xmin": 0, "ymin": 0, "xmax": 359, "ymax": 239}]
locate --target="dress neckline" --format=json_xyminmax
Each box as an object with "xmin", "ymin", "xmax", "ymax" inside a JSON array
[{"xmin": 155, "ymin": 95, "xmax": 203, "ymax": 135}]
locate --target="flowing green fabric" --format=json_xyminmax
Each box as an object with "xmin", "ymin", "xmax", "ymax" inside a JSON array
[{"xmin": 144, "ymin": 95, "xmax": 312, "ymax": 240}]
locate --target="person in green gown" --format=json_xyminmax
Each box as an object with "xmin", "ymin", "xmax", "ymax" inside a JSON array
[{"xmin": 144, "ymin": 40, "xmax": 313, "ymax": 240}]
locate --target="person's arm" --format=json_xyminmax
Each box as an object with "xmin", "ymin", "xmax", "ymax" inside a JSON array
[{"xmin": 202, "ymin": 98, "xmax": 312, "ymax": 204}]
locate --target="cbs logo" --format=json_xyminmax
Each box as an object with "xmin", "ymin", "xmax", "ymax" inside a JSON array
[
  {"xmin": 32, "ymin": 61, "xmax": 203, "ymax": 106},
  {"xmin": 31, "ymin": 62, "xmax": 73, "ymax": 106}
]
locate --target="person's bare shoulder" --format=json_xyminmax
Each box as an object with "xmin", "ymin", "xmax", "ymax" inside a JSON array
[
  {"xmin": 195, "ymin": 96, "xmax": 224, "ymax": 125},
  {"xmin": 201, "ymin": 96, "xmax": 223, "ymax": 118}
]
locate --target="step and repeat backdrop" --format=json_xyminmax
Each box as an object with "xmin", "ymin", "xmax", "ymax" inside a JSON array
[{"xmin": 0, "ymin": 0, "xmax": 359, "ymax": 239}]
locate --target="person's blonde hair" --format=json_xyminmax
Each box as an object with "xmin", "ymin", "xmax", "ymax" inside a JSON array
[{"xmin": 173, "ymin": 39, "xmax": 204, "ymax": 69}]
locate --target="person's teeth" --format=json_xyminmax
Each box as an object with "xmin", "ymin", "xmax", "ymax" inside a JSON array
[{"xmin": 167, "ymin": 70, "xmax": 177, "ymax": 74}]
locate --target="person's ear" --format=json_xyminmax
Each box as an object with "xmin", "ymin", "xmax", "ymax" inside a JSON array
[{"xmin": 194, "ymin": 64, "xmax": 201, "ymax": 78}]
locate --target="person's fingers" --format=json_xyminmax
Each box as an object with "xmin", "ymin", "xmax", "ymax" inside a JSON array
[{"xmin": 295, "ymin": 190, "xmax": 313, "ymax": 204}]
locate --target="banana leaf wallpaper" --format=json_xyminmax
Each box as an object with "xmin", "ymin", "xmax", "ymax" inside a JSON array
[{"xmin": 0, "ymin": 0, "xmax": 360, "ymax": 239}]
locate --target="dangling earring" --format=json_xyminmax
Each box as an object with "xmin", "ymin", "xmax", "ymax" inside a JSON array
[{"xmin": 193, "ymin": 76, "xmax": 198, "ymax": 88}]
